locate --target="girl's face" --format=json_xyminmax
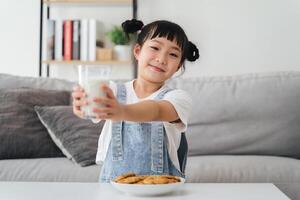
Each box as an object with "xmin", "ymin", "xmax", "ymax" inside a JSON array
[{"xmin": 134, "ymin": 37, "xmax": 182, "ymax": 84}]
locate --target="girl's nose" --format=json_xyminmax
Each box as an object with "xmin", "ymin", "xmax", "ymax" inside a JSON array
[{"xmin": 155, "ymin": 54, "xmax": 167, "ymax": 65}]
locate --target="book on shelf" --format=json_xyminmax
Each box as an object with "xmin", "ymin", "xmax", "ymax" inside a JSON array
[
  {"xmin": 72, "ymin": 20, "xmax": 80, "ymax": 60},
  {"xmin": 80, "ymin": 19, "xmax": 89, "ymax": 61},
  {"xmin": 63, "ymin": 20, "xmax": 73, "ymax": 61},
  {"xmin": 54, "ymin": 19, "xmax": 63, "ymax": 60},
  {"xmin": 46, "ymin": 20, "xmax": 55, "ymax": 60},
  {"xmin": 88, "ymin": 19, "xmax": 105, "ymax": 61}
]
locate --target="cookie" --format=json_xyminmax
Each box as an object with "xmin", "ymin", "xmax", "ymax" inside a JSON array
[
  {"xmin": 118, "ymin": 176, "xmax": 144, "ymax": 184},
  {"xmin": 141, "ymin": 176, "xmax": 155, "ymax": 184},
  {"xmin": 152, "ymin": 177, "xmax": 170, "ymax": 184},
  {"xmin": 142, "ymin": 176, "xmax": 169, "ymax": 184},
  {"xmin": 114, "ymin": 172, "xmax": 136, "ymax": 182},
  {"xmin": 160, "ymin": 175, "xmax": 181, "ymax": 182}
]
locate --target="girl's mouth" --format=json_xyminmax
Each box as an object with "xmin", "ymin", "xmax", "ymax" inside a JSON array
[{"xmin": 149, "ymin": 64, "xmax": 165, "ymax": 72}]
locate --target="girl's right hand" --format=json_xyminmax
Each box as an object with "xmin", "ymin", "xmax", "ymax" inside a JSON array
[{"xmin": 71, "ymin": 85, "xmax": 87, "ymax": 119}]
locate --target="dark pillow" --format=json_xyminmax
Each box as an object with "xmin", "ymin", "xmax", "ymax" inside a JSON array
[
  {"xmin": 34, "ymin": 106, "xmax": 104, "ymax": 167},
  {"xmin": 0, "ymin": 88, "xmax": 71, "ymax": 159}
]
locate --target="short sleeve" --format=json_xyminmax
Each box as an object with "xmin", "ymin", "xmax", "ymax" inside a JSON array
[{"xmin": 163, "ymin": 89, "xmax": 192, "ymax": 132}]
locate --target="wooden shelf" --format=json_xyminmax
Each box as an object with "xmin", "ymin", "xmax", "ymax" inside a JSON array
[
  {"xmin": 43, "ymin": 0, "xmax": 132, "ymax": 5},
  {"xmin": 42, "ymin": 60, "xmax": 132, "ymax": 65}
]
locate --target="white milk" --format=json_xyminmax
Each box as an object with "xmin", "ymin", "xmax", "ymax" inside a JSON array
[
  {"xmin": 81, "ymin": 79, "xmax": 108, "ymax": 122},
  {"xmin": 78, "ymin": 65, "xmax": 111, "ymax": 123}
]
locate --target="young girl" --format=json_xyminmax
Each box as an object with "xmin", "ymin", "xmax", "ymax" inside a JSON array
[{"xmin": 72, "ymin": 19, "xmax": 199, "ymax": 182}]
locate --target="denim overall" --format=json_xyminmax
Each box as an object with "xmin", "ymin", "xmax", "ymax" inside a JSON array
[{"xmin": 99, "ymin": 83, "xmax": 188, "ymax": 182}]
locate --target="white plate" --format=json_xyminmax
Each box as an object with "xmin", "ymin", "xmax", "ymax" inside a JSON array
[{"xmin": 111, "ymin": 177, "xmax": 185, "ymax": 196}]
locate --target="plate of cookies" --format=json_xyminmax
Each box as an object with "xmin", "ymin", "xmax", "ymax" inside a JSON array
[{"xmin": 110, "ymin": 173, "xmax": 185, "ymax": 196}]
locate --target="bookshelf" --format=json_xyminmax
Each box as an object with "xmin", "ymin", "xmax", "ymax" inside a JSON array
[{"xmin": 39, "ymin": 0, "xmax": 138, "ymax": 78}]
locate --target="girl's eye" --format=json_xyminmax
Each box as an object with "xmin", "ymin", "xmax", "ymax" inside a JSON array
[
  {"xmin": 170, "ymin": 53, "xmax": 179, "ymax": 58},
  {"xmin": 150, "ymin": 46, "xmax": 159, "ymax": 51}
]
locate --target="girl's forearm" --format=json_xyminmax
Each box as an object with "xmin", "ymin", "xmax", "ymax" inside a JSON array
[{"xmin": 122, "ymin": 100, "xmax": 160, "ymax": 122}]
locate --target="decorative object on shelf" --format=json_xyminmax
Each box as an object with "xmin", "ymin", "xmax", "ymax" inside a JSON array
[
  {"xmin": 106, "ymin": 26, "xmax": 132, "ymax": 61},
  {"xmin": 113, "ymin": 45, "xmax": 131, "ymax": 61},
  {"xmin": 96, "ymin": 48, "xmax": 113, "ymax": 61}
]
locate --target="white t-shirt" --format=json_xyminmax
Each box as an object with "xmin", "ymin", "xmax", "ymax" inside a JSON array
[{"xmin": 95, "ymin": 80, "xmax": 192, "ymax": 171}]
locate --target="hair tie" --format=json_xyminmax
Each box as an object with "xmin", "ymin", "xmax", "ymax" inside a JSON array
[
  {"xmin": 122, "ymin": 19, "xmax": 144, "ymax": 34},
  {"xmin": 186, "ymin": 41, "xmax": 199, "ymax": 62}
]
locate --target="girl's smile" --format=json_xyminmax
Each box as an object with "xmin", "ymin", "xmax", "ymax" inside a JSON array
[{"xmin": 148, "ymin": 64, "xmax": 166, "ymax": 73}]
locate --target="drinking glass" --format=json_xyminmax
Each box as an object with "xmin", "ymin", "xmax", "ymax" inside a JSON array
[{"xmin": 78, "ymin": 65, "xmax": 111, "ymax": 123}]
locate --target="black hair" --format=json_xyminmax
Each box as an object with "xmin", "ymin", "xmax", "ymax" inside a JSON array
[{"xmin": 122, "ymin": 19, "xmax": 199, "ymax": 70}]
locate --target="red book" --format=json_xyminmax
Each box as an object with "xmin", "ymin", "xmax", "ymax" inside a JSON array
[{"xmin": 64, "ymin": 20, "xmax": 73, "ymax": 60}]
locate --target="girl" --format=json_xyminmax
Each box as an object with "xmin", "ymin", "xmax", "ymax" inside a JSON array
[{"xmin": 72, "ymin": 19, "xmax": 199, "ymax": 182}]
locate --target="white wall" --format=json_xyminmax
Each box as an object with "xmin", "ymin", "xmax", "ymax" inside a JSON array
[
  {"xmin": 0, "ymin": 0, "xmax": 299, "ymax": 78},
  {"xmin": 140, "ymin": 0, "xmax": 300, "ymax": 77},
  {"xmin": 0, "ymin": 1, "xmax": 40, "ymax": 77}
]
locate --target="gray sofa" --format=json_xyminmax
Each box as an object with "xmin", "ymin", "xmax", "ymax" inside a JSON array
[{"xmin": 0, "ymin": 72, "xmax": 299, "ymax": 200}]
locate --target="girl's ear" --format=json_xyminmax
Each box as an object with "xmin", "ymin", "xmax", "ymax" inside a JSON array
[{"xmin": 133, "ymin": 44, "xmax": 141, "ymax": 60}]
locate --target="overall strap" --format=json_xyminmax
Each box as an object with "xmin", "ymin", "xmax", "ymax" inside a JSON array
[
  {"xmin": 155, "ymin": 87, "xmax": 188, "ymax": 174},
  {"xmin": 111, "ymin": 83, "xmax": 126, "ymax": 161},
  {"xmin": 154, "ymin": 87, "xmax": 173, "ymax": 100},
  {"xmin": 151, "ymin": 121, "xmax": 164, "ymax": 173},
  {"xmin": 151, "ymin": 87, "xmax": 173, "ymax": 173}
]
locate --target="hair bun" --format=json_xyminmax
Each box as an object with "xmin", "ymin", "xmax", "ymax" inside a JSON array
[
  {"xmin": 186, "ymin": 41, "xmax": 200, "ymax": 62},
  {"xmin": 122, "ymin": 19, "xmax": 144, "ymax": 34}
]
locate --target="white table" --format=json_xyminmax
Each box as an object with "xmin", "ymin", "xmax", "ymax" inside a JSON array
[{"xmin": 0, "ymin": 182, "xmax": 290, "ymax": 200}]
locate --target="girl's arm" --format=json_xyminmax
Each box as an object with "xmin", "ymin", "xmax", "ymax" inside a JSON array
[
  {"xmin": 92, "ymin": 84, "xmax": 179, "ymax": 122},
  {"xmin": 122, "ymin": 100, "xmax": 179, "ymax": 122}
]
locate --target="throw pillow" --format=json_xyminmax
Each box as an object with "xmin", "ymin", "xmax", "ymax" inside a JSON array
[
  {"xmin": 0, "ymin": 88, "xmax": 71, "ymax": 159},
  {"xmin": 35, "ymin": 106, "xmax": 104, "ymax": 167}
]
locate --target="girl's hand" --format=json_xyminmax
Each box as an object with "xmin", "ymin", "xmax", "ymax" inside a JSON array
[
  {"xmin": 92, "ymin": 84, "xmax": 125, "ymax": 121},
  {"xmin": 71, "ymin": 85, "xmax": 87, "ymax": 119}
]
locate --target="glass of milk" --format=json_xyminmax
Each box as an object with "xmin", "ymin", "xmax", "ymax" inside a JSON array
[{"xmin": 78, "ymin": 65, "xmax": 111, "ymax": 123}]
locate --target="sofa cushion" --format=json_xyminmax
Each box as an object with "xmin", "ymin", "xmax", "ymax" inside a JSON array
[
  {"xmin": 186, "ymin": 155, "xmax": 300, "ymax": 184},
  {"xmin": 0, "ymin": 88, "xmax": 71, "ymax": 159},
  {"xmin": 168, "ymin": 71, "xmax": 300, "ymax": 158},
  {"xmin": 185, "ymin": 155, "xmax": 300, "ymax": 199},
  {"xmin": 35, "ymin": 106, "xmax": 104, "ymax": 167},
  {"xmin": 0, "ymin": 73, "xmax": 75, "ymax": 91},
  {"xmin": 0, "ymin": 158, "xmax": 100, "ymax": 182}
]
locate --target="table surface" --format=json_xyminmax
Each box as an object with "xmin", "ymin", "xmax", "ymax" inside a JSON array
[{"xmin": 0, "ymin": 182, "xmax": 290, "ymax": 200}]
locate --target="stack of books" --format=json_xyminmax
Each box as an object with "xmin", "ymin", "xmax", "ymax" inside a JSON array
[{"xmin": 45, "ymin": 19, "xmax": 102, "ymax": 62}]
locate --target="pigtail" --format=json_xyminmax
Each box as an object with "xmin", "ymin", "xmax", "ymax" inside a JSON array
[
  {"xmin": 121, "ymin": 19, "xmax": 144, "ymax": 34},
  {"xmin": 186, "ymin": 41, "xmax": 200, "ymax": 62}
]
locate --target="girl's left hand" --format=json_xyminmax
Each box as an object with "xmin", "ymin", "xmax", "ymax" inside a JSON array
[{"xmin": 92, "ymin": 84, "xmax": 125, "ymax": 121}]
